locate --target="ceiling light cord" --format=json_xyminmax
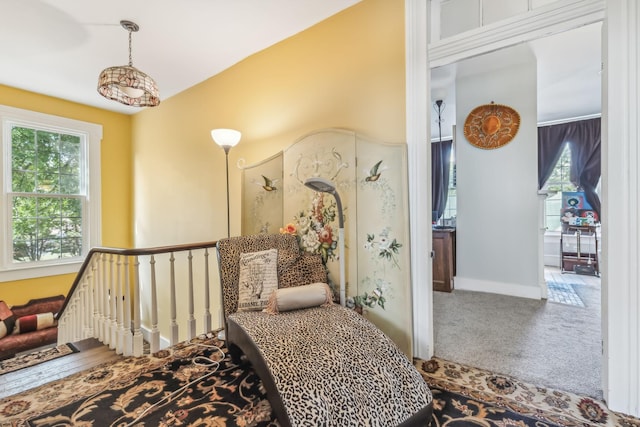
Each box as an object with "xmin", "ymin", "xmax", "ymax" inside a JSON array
[{"xmin": 128, "ymin": 29, "xmax": 133, "ymax": 67}]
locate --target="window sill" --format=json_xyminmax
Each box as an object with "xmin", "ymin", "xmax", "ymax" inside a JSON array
[{"xmin": 0, "ymin": 261, "xmax": 82, "ymax": 283}]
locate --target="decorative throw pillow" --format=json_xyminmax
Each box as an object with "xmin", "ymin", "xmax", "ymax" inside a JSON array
[
  {"xmin": 237, "ymin": 249, "xmax": 279, "ymax": 311},
  {"xmin": 13, "ymin": 312, "xmax": 56, "ymax": 334},
  {"xmin": 0, "ymin": 301, "xmax": 15, "ymax": 339}
]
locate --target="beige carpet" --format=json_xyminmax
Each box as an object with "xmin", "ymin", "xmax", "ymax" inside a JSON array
[{"xmin": 433, "ymin": 281, "xmax": 602, "ymax": 399}]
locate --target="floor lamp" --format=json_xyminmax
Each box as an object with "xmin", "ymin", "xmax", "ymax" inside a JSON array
[
  {"xmin": 211, "ymin": 128, "xmax": 241, "ymax": 340},
  {"xmin": 211, "ymin": 128, "xmax": 241, "ymax": 237},
  {"xmin": 303, "ymin": 177, "xmax": 346, "ymax": 306}
]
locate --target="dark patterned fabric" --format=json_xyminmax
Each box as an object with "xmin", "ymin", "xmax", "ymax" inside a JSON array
[
  {"xmin": 429, "ymin": 387, "xmax": 563, "ymax": 426},
  {"xmin": 8, "ymin": 336, "xmax": 278, "ymax": 426},
  {"xmin": 5, "ymin": 344, "xmax": 639, "ymax": 427},
  {"xmin": 230, "ymin": 305, "xmax": 432, "ymax": 426},
  {"xmin": 416, "ymin": 357, "xmax": 640, "ymax": 427}
]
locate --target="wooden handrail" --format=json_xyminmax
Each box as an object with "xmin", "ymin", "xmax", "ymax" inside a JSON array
[{"xmin": 57, "ymin": 241, "xmax": 218, "ymax": 320}]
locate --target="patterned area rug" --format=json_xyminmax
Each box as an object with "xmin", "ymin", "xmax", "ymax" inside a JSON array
[
  {"xmin": 2, "ymin": 336, "xmax": 639, "ymax": 426},
  {"xmin": 0, "ymin": 344, "xmax": 79, "ymax": 375},
  {"xmin": 415, "ymin": 357, "xmax": 640, "ymax": 427},
  {"xmin": 547, "ymin": 281, "xmax": 585, "ymax": 307},
  {"xmin": 2, "ymin": 336, "xmax": 276, "ymax": 426}
]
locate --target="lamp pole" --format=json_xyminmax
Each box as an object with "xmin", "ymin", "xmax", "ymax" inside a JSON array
[
  {"xmin": 223, "ymin": 145, "xmax": 231, "ymax": 238},
  {"xmin": 303, "ymin": 177, "xmax": 346, "ymax": 306}
]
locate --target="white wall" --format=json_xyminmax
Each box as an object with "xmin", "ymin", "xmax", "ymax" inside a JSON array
[
  {"xmin": 454, "ymin": 45, "xmax": 541, "ymax": 298},
  {"xmin": 438, "ymin": 0, "xmax": 564, "ymax": 40}
]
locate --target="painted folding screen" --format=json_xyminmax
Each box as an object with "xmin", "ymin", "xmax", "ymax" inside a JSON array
[{"xmin": 241, "ymin": 129, "xmax": 412, "ymax": 356}]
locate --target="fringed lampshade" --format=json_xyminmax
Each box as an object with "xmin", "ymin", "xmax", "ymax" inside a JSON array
[{"xmin": 97, "ymin": 20, "xmax": 160, "ymax": 107}]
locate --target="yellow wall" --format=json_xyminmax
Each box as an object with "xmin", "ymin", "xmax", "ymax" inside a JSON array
[
  {"xmin": 132, "ymin": 0, "xmax": 405, "ymax": 245},
  {"xmin": 129, "ymin": 0, "xmax": 406, "ymax": 341},
  {"xmin": 0, "ymin": 0, "xmax": 405, "ymax": 322},
  {"xmin": 0, "ymin": 84, "xmax": 133, "ymax": 306}
]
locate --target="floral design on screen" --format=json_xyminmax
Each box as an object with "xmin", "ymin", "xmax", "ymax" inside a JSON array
[
  {"xmin": 347, "ymin": 228, "xmax": 403, "ymax": 311},
  {"xmin": 280, "ymin": 192, "xmax": 339, "ymax": 264}
]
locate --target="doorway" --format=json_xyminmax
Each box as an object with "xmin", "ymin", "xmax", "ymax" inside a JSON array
[{"xmin": 418, "ymin": 0, "xmax": 599, "ymax": 404}]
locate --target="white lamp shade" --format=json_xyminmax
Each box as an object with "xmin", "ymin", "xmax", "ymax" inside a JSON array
[{"xmin": 211, "ymin": 129, "xmax": 241, "ymax": 148}]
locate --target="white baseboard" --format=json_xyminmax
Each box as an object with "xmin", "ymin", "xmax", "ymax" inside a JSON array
[
  {"xmin": 544, "ymin": 255, "xmax": 561, "ymax": 267},
  {"xmin": 454, "ymin": 276, "xmax": 543, "ymax": 300}
]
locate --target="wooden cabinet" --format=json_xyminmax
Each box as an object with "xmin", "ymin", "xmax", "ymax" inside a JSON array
[{"xmin": 433, "ymin": 228, "xmax": 456, "ymax": 292}]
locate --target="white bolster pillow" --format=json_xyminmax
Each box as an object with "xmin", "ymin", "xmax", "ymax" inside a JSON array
[{"xmin": 265, "ymin": 282, "xmax": 333, "ymax": 314}]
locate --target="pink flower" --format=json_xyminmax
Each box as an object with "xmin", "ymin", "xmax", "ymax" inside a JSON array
[
  {"xmin": 319, "ymin": 226, "xmax": 333, "ymax": 243},
  {"xmin": 280, "ymin": 223, "xmax": 297, "ymax": 235}
]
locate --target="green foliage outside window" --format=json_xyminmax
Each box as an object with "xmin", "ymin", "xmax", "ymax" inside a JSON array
[
  {"xmin": 544, "ymin": 145, "xmax": 577, "ymax": 231},
  {"xmin": 10, "ymin": 126, "xmax": 83, "ymax": 262}
]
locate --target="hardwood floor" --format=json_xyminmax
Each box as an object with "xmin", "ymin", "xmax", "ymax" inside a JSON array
[{"xmin": 0, "ymin": 338, "xmax": 122, "ymax": 400}]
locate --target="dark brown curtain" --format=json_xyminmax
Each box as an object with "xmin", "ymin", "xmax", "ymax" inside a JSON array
[
  {"xmin": 537, "ymin": 117, "xmax": 601, "ymax": 219},
  {"xmin": 432, "ymin": 140, "xmax": 453, "ymax": 222}
]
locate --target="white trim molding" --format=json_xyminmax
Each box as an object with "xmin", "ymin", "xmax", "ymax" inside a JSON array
[
  {"xmin": 0, "ymin": 105, "xmax": 102, "ymax": 282},
  {"xmin": 602, "ymin": 0, "xmax": 640, "ymax": 417},
  {"xmin": 454, "ymin": 277, "xmax": 543, "ymax": 300},
  {"xmin": 429, "ymin": 0, "xmax": 605, "ymax": 68},
  {"xmin": 405, "ymin": 0, "xmax": 432, "ymax": 360}
]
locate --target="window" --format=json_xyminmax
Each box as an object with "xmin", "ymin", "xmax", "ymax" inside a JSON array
[
  {"xmin": 0, "ymin": 105, "xmax": 102, "ymax": 281},
  {"xmin": 543, "ymin": 144, "xmax": 577, "ymax": 231}
]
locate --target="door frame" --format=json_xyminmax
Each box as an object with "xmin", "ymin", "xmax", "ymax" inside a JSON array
[{"xmin": 406, "ymin": 0, "xmax": 640, "ymax": 416}]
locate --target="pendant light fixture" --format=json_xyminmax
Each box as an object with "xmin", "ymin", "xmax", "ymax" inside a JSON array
[{"xmin": 97, "ymin": 20, "xmax": 160, "ymax": 107}]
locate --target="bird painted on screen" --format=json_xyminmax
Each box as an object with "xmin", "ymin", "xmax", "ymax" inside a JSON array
[
  {"xmin": 365, "ymin": 160, "xmax": 384, "ymax": 182},
  {"xmin": 261, "ymin": 175, "xmax": 278, "ymax": 191}
]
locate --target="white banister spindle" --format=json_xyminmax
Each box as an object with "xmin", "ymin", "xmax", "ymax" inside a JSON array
[
  {"xmin": 92, "ymin": 257, "xmax": 99, "ymax": 339},
  {"xmin": 187, "ymin": 250, "xmax": 196, "ymax": 340},
  {"xmin": 59, "ymin": 243, "xmax": 219, "ymax": 358},
  {"xmin": 132, "ymin": 256, "xmax": 144, "ymax": 357},
  {"xmin": 100, "ymin": 253, "xmax": 108, "ymax": 343},
  {"xmin": 109, "ymin": 254, "xmax": 117, "ymax": 349},
  {"xmin": 84, "ymin": 272, "xmax": 95, "ymax": 338},
  {"xmin": 78, "ymin": 289, "xmax": 85, "ymax": 339},
  {"xmin": 123, "ymin": 256, "xmax": 133, "ymax": 356},
  {"xmin": 169, "ymin": 252, "xmax": 178, "ymax": 346},
  {"xmin": 149, "ymin": 255, "xmax": 160, "ymax": 353},
  {"xmin": 203, "ymin": 248, "xmax": 212, "ymax": 333},
  {"xmin": 116, "ymin": 255, "xmax": 125, "ymax": 354},
  {"xmin": 78, "ymin": 286, "xmax": 91, "ymax": 339}
]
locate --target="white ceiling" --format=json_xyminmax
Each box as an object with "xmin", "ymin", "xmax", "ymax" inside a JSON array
[
  {"xmin": 0, "ymin": 0, "xmax": 361, "ymax": 114},
  {"xmin": 431, "ymin": 22, "xmax": 602, "ymax": 139},
  {"xmin": 0, "ymin": 2, "xmax": 601, "ymax": 129}
]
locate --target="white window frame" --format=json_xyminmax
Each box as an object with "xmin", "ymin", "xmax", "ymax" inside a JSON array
[{"xmin": 0, "ymin": 105, "xmax": 102, "ymax": 281}]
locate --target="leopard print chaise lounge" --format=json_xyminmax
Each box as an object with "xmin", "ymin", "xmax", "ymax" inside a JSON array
[{"xmin": 217, "ymin": 234, "xmax": 433, "ymax": 427}]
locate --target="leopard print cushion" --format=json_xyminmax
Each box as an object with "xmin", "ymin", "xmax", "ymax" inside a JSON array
[
  {"xmin": 279, "ymin": 251, "xmax": 328, "ymax": 289},
  {"xmin": 217, "ymin": 234, "xmax": 328, "ymax": 317},
  {"xmin": 229, "ymin": 305, "xmax": 432, "ymax": 426}
]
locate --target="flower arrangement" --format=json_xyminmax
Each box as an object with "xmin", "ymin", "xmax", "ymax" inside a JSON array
[{"xmin": 280, "ymin": 192, "xmax": 338, "ymax": 263}]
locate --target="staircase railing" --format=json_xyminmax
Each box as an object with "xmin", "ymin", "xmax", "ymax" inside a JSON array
[{"xmin": 56, "ymin": 241, "xmax": 218, "ymax": 357}]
